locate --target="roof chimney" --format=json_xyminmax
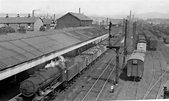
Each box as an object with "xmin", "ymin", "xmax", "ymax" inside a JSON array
[
  {"xmin": 46, "ymin": 13, "xmax": 48, "ymax": 19},
  {"xmin": 28, "ymin": 13, "xmax": 31, "ymax": 17},
  {"xmin": 79, "ymin": 8, "xmax": 81, "ymax": 14},
  {"xmin": 17, "ymin": 14, "xmax": 20, "ymax": 17},
  {"xmin": 53, "ymin": 14, "xmax": 55, "ymax": 20},
  {"xmin": 6, "ymin": 14, "xmax": 9, "ymax": 18},
  {"xmin": 106, "ymin": 18, "xmax": 109, "ymax": 26}
]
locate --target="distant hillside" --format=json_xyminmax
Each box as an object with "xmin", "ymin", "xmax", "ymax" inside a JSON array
[
  {"xmin": 135, "ymin": 12, "xmax": 169, "ymax": 19},
  {"xmin": 146, "ymin": 18, "xmax": 169, "ymax": 24}
]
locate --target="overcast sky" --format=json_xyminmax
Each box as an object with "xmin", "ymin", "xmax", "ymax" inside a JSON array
[{"xmin": 1, "ymin": 0, "xmax": 169, "ymax": 16}]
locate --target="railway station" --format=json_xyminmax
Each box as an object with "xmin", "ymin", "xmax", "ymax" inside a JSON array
[{"xmin": 1, "ymin": 0, "xmax": 169, "ymax": 101}]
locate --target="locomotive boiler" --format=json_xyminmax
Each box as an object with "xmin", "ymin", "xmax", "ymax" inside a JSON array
[{"xmin": 20, "ymin": 59, "xmax": 66, "ymax": 97}]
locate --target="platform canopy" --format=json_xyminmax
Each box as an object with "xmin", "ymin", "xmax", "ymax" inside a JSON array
[{"xmin": 0, "ymin": 27, "xmax": 108, "ymax": 80}]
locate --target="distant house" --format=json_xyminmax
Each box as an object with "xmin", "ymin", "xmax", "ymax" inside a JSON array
[
  {"xmin": 42, "ymin": 19, "xmax": 53, "ymax": 29},
  {"xmin": 57, "ymin": 12, "xmax": 93, "ymax": 28},
  {"xmin": 0, "ymin": 14, "xmax": 43, "ymax": 31}
]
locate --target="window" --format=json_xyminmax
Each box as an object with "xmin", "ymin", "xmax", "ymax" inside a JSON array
[
  {"xmin": 132, "ymin": 60, "xmax": 137, "ymax": 65},
  {"xmin": 17, "ymin": 24, "xmax": 20, "ymax": 29},
  {"xmin": 28, "ymin": 23, "xmax": 31, "ymax": 29}
]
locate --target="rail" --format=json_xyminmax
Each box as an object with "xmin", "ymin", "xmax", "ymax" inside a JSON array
[
  {"xmin": 81, "ymin": 55, "xmax": 116, "ymax": 101},
  {"xmin": 143, "ymin": 47, "xmax": 168, "ymax": 99}
]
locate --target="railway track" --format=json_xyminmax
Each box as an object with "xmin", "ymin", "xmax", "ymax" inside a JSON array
[
  {"xmin": 121, "ymin": 78, "xmax": 139, "ymax": 100},
  {"xmin": 142, "ymin": 45, "xmax": 168, "ymax": 99},
  {"xmin": 52, "ymin": 49, "xmax": 113, "ymax": 101},
  {"xmin": 71, "ymin": 55, "xmax": 116, "ymax": 101},
  {"xmin": 156, "ymin": 44, "xmax": 169, "ymax": 99},
  {"xmin": 53, "ymin": 33, "xmax": 124, "ymax": 101},
  {"xmin": 81, "ymin": 56, "xmax": 116, "ymax": 101}
]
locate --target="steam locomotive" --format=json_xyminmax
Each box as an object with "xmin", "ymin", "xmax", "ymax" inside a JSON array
[{"xmin": 12, "ymin": 45, "xmax": 107, "ymax": 101}]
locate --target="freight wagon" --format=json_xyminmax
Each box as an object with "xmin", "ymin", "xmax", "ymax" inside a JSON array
[
  {"xmin": 137, "ymin": 34, "xmax": 147, "ymax": 52},
  {"xmin": 137, "ymin": 41, "xmax": 146, "ymax": 53},
  {"xmin": 126, "ymin": 50, "xmax": 145, "ymax": 81},
  {"xmin": 11, "ymin": 44, "xmax": 106, "ymax": 101},
  {"xmin": 148, "ymin": 37, "xmax": 157, "ymax": 51}
]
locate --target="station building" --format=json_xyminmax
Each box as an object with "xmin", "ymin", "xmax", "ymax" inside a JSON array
[
  {"xmin": 57, "ymin": 12, "xmax": 93, "ymax": 28},
  {"xmin": 0, "ymin": 14, "xmax": 43, "ymax": 31}
]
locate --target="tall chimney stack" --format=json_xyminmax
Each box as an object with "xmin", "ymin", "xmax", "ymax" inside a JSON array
[
  {"xmin": 106, "ymin": 18, "xmax": 109, "ymax": 26},
  {"xmin": 129, "ymin": 10, "xmax": 131, "ymax": 21},
  {"xmin": 79, "ymin": 8, "xmax": 81, "ymax": 14},
  {"xmin": 32, "ymin": 10, "xmax": 34, "ymax": 17},
  {"xmin": 46, "ymin": 13, "xmax": 49, "ymax": 19},
  {"xmin": 53, "ymin": 14, "xmax": 55, "ymax": 20}
]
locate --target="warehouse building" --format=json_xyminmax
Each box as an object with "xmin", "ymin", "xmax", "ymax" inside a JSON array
[
  {"xmin": 57, "ymin": 12, "xmax": 93, "ymax": 28},
  {"xmin": 0, "ymin": 14, "xmax": 43, "ymax": 31}
]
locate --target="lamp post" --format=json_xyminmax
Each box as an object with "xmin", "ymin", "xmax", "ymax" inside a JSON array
[{"xmin": 106, "ymin": 21, "xmax": 121, "ymax": 84}]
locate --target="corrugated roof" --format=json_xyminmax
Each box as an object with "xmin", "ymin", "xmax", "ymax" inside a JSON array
[
  {"xmin": 0, "ymin": 17, "xmax": 41, "ymax": 24},
  {"xmin": 69, "ymin": 12, "xmax": 92, "ymax": 21},
  {"xmin": 0, "ymin": 27, "xmax": 107, "ymax": 71}
]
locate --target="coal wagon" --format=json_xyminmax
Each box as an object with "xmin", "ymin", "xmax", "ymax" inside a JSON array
[{"xmin": 148, "ymin": 37, "xmax": 157, "ymax": 51}]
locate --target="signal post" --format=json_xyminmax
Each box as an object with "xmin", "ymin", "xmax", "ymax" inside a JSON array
[{"xmin": 106, "ymin": 21, "xmax": 121, "ymax": 84}]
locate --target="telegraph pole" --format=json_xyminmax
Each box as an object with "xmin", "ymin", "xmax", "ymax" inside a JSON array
[
  {"xmin": 107, "ymin": 21, "xmax": 120, "ymax": 84},
  {"xmin": 133, "ymin": 22, "xmax": 137, "ymax": 50},
  {"xmin": 122, "ymin": 19, "xmax": 128, "ymax": 69}
]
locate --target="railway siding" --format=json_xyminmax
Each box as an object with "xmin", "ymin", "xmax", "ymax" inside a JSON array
[
  {"xmin": 141, "ymin": 44, "xmax": 169, "ymax": 99},
  {"xmin": 102, "ymin": 41, "xmax": 169, "ymax": 100},
  {"xmin": 94, "ymin": 48, "xmax": 124, "ymax": 101},
  {"xmin": 100, "ymin": 25, "xmax": 169, "ymax": 100}
]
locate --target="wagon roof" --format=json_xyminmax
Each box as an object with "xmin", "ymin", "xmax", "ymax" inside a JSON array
[{"xmin": 128, "ymin": 51, "xmax": 145, "ymax": 62}]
